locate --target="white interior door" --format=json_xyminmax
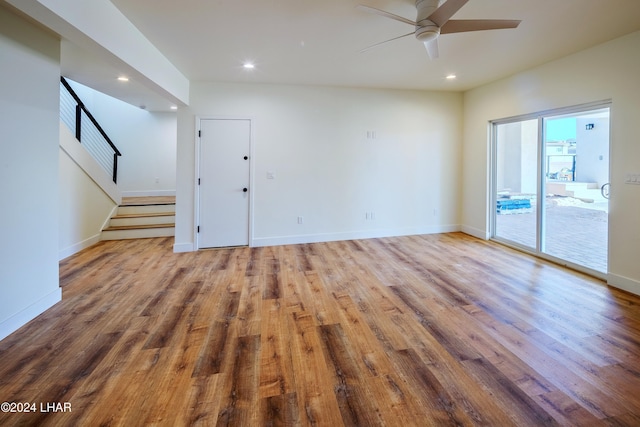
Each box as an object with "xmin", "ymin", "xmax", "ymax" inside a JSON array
[{"xmin": 198, "ymin": 118, "xmax": 251, "ymax": 248}]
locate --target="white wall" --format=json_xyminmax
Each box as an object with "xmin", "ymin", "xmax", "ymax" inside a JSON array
[
  {"xmin": 521, "ymin": 120, "xmax": 538, "ymax": 194},
  {"xmin": 576, "ymin": 117, "xmax": 609, "ymax": 186},
  {"xmin": 175, "ymin": 82, "xmax": 463, "ymax": 251},
  {"xmin": 66, "ymin": 80, "xmax": 177, "ymax": 196},
  {"xmin": 496, "ymin": 120, "xmax": 537, "ymax": 196},
  {"xmin": 59, "ymin": 126, "xmax": 117, "ymax": 259},
  {"xmin": 462, "ymin": 31, "xmax": 640, "ymax": 294},
  {"xmin": 0, "ymin": 6, "xmax": 62, "ymax": 340},
  {"xmin": 497, "ymin": 122, "xmax": 524, "ymax": 193}
]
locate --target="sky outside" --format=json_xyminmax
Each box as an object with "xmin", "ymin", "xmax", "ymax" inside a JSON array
[{"xmin": 545, "ymin": 117, "xmax": 576, "ymax": 141}]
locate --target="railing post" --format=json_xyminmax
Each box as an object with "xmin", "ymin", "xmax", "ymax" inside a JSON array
[
  {"xmin": 75, "ymin": 105, "xmax": 82, "ymax": 142},
  {"xmin": 113, "ymin": 153, "xmax": 118, "ymax": 184}
]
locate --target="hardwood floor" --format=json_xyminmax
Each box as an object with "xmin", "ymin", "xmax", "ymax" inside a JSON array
[{"xmin": 1, "ymin": 233, "xmax": 640, "ymax": 426}]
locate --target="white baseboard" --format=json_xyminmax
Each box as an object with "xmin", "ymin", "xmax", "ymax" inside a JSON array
[
  {"xmin": 103, "ymin": 205, "xmax": 119, "ymax": 230},
  {"xmin": 251, "ymin": 225, "xmax": 460, "ymax": 248},
  {"xmin": 173, "ymin": 242, "xmax": 195, "ymax": 253},
  {"xmin": 0, "ymin": 288, "xmax": 62, "ymax": 341},
  {"xmin": 121, "ymin": 190, "xmax": 176, "ymax": 198},
  {"xmin": 185, "ymin": 226, "xmax": 461, "ymax": 251},
  {"xmin": 461, "ymin": 224, "xmax": 490, "ymax": 240},
  {"xmin": 607, "ymin": 273, "xmax": 640, "ymax": 297},
  {"xmin": 59, "ymin": 233, "xmax": 101, "ymax": 260}
]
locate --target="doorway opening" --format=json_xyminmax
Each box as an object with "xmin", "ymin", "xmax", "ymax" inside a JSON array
[{"xmin": 491, "ymin": 103, "xmax": 610, "ymax": 275}]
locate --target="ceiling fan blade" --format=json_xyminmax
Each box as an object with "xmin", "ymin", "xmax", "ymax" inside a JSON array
[
  {"xmin": 357, "ymin": 5, "xmax": 416, "ymax": 26},
  {"xmin": 426, "ymin": 0, "xmax": 469, "ymax": 27},
  {"xmin": 424, "ymin": 39, "xmax": 439, "ymax": 59},
  {"xmin": 441, "ymin": 19, "xmax": 521, "ymax": 34},
  {"xmin": 360, "ymin": 32, "xmax": 415, "ymax": 53}
]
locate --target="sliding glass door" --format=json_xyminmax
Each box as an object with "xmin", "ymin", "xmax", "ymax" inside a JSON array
[
  {"xmin": 491, "ymin": 104, "xmax": 610, "ymax": 275},
  {"xmin": 541, "ymin": 108, "xmax": 610, "ymax": 272}
]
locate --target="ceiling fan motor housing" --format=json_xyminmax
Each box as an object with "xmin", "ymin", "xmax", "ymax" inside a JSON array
[
  {"xmin": 415, "ymin": 22, "xmax": 440, "ymax": 42},
  {"xmin": 415, "ymin": 0, "xmax": 444, "ymax": 42},
  {"xmin": 416, "ymin": 0, "xmax": 445, "ymax": 20}
]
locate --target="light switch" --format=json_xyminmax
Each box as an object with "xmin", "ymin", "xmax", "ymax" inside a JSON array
[
  {"xmin": 267, "ymin": 171, "xmax": 275, "ymax": 179},
  {"xmin": 625, "ymin": 173, "xmax": 640, "ymax": 185}
]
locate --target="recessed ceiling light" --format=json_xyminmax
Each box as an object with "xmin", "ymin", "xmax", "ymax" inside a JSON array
[
  {"xmin": 243, "ymin": 62, "xmax": 255, "ymax": 69},
  {"xmin": 117, "ymin": 76, "xmax": 129, "ymax": 82},
  {"xmin": 170, "ymin": 106, "xmax": 178, "ymax": 110},
  {"xmin": 446, "ymin": 74, "xmax": 457, "ymax": 80}
]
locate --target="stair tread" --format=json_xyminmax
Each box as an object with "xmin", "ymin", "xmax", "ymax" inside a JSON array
[
  {"xmin": 119, "ymin": 203, "xmax": 176, "ymax": 207},
  {"xmin": 121, "ymin": 196, "xmax": 175, "ymax": 206},
  {"xmin": 112, "ymin": 212, "xmax": 175, "ymax": 219},
  {"xmin": 103, "ymin": 223, "xmax": 175, "ymax": 231}
]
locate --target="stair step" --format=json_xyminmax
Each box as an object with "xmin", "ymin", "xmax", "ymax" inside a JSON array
[
  {"xmin": 117, "ymin": 203, "xmax": 176, "ymax": 215},
  {"xmin": 101, "ymin": 226, "xmax": 175, "ymax": 241},
  {"xmin": 109, "ymin": 214, "xmax": 175, "ymax": 227},
  {"xmin": 121, "ymin": 196, "xmax": 175, "ymax": 205},
  {"xmin": 103, "ymin": 223, "xmax": 175, "ymax": 232},
  {"xmin": 572, "ymin": 188, "xmax": 608, "ymax": 203},
  {"xmin": 560, "ymin": 182, "xmax": 598, "ymax": 190},
  {"xmin": 112, "ymin": 212, "xmax": 175, "ymax": 219},
  {"xmin": 102, "ymin": 197, "xmax": 176, "ymax": 241},
  {"xmin": 547, "ymin": 182, "xmax": 602, "ymax": 196}
]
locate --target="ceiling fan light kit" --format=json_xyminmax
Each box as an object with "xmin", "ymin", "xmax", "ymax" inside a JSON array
[{"xmin": 358, "ymin": 0, "xmax": 521, "ymax": 58}]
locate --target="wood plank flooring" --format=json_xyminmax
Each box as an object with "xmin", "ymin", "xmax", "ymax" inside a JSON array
[{"xmin": 1, "ymin": 233, "xmax": 640, "ymax": 426}]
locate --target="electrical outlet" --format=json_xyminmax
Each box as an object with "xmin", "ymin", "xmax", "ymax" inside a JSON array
[{"xmin": 297, "ymin": 216, "xmax": 304, "ymax": 224}]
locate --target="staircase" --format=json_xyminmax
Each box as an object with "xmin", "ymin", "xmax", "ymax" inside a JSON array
[
  {"xmin": 101, "ymin": 196, "xmax": 175, "ymax": 240},
  {"xmin": 546, "ymin": 181, "xmax": 607, "ymax": 203}
]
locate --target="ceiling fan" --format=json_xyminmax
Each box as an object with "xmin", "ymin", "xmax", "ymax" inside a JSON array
[{"xmin": 358, "ymin": 0, "xmax": 521, "ymax": 58}]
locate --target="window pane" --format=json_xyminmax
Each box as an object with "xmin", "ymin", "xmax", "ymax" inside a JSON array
[{"xmin": 494, "ymin": 119, "xmax": 538, "ymax": 249}]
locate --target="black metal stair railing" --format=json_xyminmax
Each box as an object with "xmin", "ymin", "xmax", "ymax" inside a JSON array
[{"xmin": 59, "ymin": 76, "xmax": 122, "ymax": 183}]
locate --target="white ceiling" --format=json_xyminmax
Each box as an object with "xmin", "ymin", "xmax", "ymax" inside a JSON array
[{"xmin": 63, "ymin": 0, "xmax": 640, "ymax": 111}]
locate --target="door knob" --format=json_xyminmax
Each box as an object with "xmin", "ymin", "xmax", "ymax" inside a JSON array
[
  {"xmin": 243, "ymin": 187, "xmax": 248, "ymax": 192},
  {"xmin": 243, "ymin": 156, "xmax": 248, "ymax": 160}
]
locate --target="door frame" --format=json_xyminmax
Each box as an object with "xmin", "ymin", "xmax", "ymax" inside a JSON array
[
  {"xmin": 194, "ymin": 115, "xmax": 255, "ymax": 250},
  {"xmin": 489, "ymin": 100, "xmax": 611, "ymax": 279}
]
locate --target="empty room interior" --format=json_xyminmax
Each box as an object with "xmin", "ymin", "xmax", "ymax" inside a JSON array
[{"xmin": 2, "ymin": 0, "xmax": 640, "ymax": 425}]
